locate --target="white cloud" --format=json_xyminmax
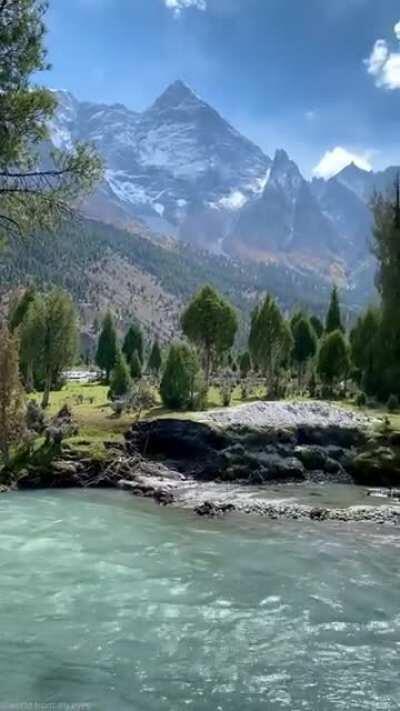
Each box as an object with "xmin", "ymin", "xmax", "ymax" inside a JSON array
[
  {"xmin": 365, "ymin": 21, "xmax": 400, "ymax": 89},
  {"xmin": 313, "ymin": 147, "xmax": 372, "ymax": 179},
  {"xmin": 164, "ymin": 0, "xmax": 207, "ymax": 16}
]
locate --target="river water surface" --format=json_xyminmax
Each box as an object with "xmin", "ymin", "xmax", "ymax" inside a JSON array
[{"xmin": 0, "ymin": 490, "xmax": 400, "ymax": 710}]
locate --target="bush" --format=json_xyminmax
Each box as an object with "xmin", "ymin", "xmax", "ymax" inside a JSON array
[
  {"xmin": 387, "ymin": 394, "xmax": 399, "ymax": 413},
  {"xmin": 129, "ymin": 381, "xmax": 157, "ymax": 416},
  {"xmin": 355, "ymin": 392, "xmax": 367, "ymax": 408},
  {"xmin": 160, "ymin": 342, "xmax": 205, "ymax": 411},
  {"xmin": 26, "ymin": 400, "xmax": 47, "ymax": 434}
]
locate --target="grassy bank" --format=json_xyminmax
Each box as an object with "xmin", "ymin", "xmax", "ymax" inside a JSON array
[
  {"xmin": 32, "ymin": 381, "xmax": 262, "ymax": 458},
  {"xmin": 30, "ymin": 380, "xmax": 400, "ymax": 461}
]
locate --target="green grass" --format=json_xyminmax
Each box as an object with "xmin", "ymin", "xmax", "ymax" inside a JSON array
[{"xmin": 29, "ymin": 380, "xmax": 265, "ymax": 458}]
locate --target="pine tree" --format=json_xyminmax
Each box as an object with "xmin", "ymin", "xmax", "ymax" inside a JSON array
[
  {"xmin": 292, "ymin": 316, "xmax": 317, "ymax": 388},
  {"xmin": 123, "ymin": 324, "xmax": 144, "ymax": 365},
  {"xmin": 109, "ymin": 350, "xmax": 131, "ymax": 400},
  {"xmin": 0, "ymin": 323, "xmax": 25, "ymax": 464},
  {"xmin": 325, "ymin": 286, "xmax": 343, "ymax": 334},
  {"xmin": 148, "ymin": 340, "xmax": 162, "ymax": 376},
  {"xmin": 181, "ymin": 285, "xmax": 237, "ymax": 384},
  {"xmin": 0, "ymin": 0, "xmax": 102, "ymax": 241},
  {"xmin": 317, "ymin": 330, "xmax": 350, "ymax": 395},
  {"xmin": 95, "ymin": 312, "xmax": 118, "ymax": 383},
  {"xmin": 160, "ymin": 342, "xmax": 204, "ymax": 411},
  {"xmin": 130, "ymin": 351, "xmax": 142, "ymax": 380}
]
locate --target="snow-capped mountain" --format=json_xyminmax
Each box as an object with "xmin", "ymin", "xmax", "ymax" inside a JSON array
[
  {"xmin": 47, "ymin": 81, "xmax": 397, "ymax": 280},
  {"xmin": 49, "ymin": 81, "xmax": 271, "ymax": 237}
]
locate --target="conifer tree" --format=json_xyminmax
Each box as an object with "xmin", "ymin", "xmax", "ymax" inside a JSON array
[
  {"xmin": 123, "ymin": 324, "xmax": 144, "ymax": 365},
  {"xmin": 181, "ymin": 285, "xmax": 237, "ymax": 384},
  {"xmin": 148, "ymin": 340, "xmax": 162, "ymax": 377},
  {"xmin": 109, "ymin": 350, "xmax": 131, "ymax": 400},
  {"xmin": 325, "ymin": 286, "xmax": 343, "ymax": 334},
  {"xmin": 369, "ymin": 187, "xmax": 400, "ymax": 397},
  {"xmin": 317, "ymin": 330, "xmax": 350, "ymax": 395},
  {"xmin": 160, "ymin": 342, "xmax": 204, "ymax": 411},
  {"xmin": 95, "ymin": 312, "xmax": 118, "ymax": 383}
]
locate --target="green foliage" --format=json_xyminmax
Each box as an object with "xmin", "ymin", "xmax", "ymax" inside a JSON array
[
  {"xmin": 249, "ymin": 295, "xmax": 292, "ymax": 396},
  {"xmin": 317, "ymin": 330, "xmax": 350, "ymax": 391},
  {"xmin": 325, "ymin": 286, "xmax": 343, "ymax": 334},
  {"xmin": 95, "ymin": 312, "xmax": 118, "ymax": 382},
  {"xmin": 148, "ymin": 340, "xmax": 162, "ymax": 376},
  {"xmin": 130, "ymin": 351, "xmax": 142, "ymax": 380},
  {"xmin": 181, "ymin": 285, "xmax": 238, "ymax": 382},
  {"xmin": 12, "ymin": 289, "xmax": 77, "ymax": 404},
  {"xmin": 109, "ymin": 351, "xmax": 131, "ymax": 400},
  {"xmin": 350, "ymin": 307, "xmax": 380, "ymax": 374},
  {"xmin": 310, "ymin": 315, "xmax": 324, "ymax": 339},
  {"xmin": 9, "ymin": 287, "xmax": 36, "ymax": 331},
  {"xmin": 122, "ymin": 324, "xmax": 144, "ymax": 364},
  {"xmin": 0, "ymin": 0, "xmax": 102, "ymax": 241},
  {"xmin": 40, "ymin": 290, "xmax": 77, "ymax": 407},
  {"xmin": 239, "ymin": 351, "xmax": 251, "ymax": 379},
  {"xmin": 19, "ymin": 292, "xmax": 46, "ymax": 390},
  {"xmin": 291, "ymin": 316, "xmax": 317, "ymax": 381},
  {"xmin": 160, "ymin": 342, "xmax": 205, "ymax": 411}
]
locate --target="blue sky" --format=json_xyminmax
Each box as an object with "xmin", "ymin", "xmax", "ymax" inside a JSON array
[{"xmin": 42, "ymin": 0, "xmax": 400, "ymax": 177}]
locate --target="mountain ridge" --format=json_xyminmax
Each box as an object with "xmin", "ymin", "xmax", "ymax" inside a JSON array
[{"xmin": 43, "ymin": 81, "xmax": 400, "ymax": 302}]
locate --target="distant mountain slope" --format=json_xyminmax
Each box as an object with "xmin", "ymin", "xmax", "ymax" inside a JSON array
[{"xmin": 0, "ymin": 218, "xmax": 373, "ymax": 351}]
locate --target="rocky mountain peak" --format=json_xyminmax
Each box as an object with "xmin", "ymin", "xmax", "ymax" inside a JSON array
[{"xmin": 149, "ymin": 79, "xmax": 201, "ymax": 112}]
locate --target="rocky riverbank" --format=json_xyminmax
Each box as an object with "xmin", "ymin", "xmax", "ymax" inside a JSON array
[{"xmin": 6, "ymin": 400, "xmax": 400, "ymax": 524}]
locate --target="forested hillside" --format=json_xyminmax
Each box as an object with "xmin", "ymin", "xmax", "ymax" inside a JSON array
[{"xmin": 0, "ymin": 219, "xmax": 374, "ymax": 344}]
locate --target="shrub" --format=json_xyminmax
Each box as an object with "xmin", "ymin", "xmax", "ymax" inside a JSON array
[{"xmin": 387, "ymin": 394, "xmax": 399, "ymax": 413}]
